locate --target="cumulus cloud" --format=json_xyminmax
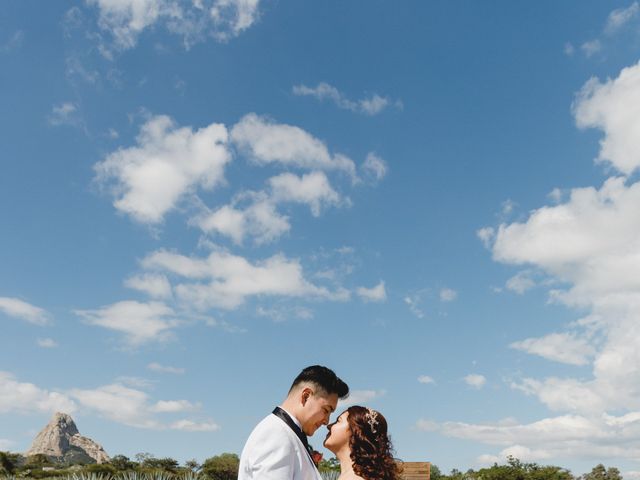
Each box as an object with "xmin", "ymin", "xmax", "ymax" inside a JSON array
[
  {"xmin": 0, "ymin": 297, "xmax": 51, "ymax": 325},
  {"xmin": 70, "ymin": 382, "xmax": 214, "ymax": 431},
  {"xmin": 94, "ymin": 114, "xmax": 231, "ymax": 224},
  {"xmin": 230, "ymin": 113, "xmax": 357, "ymax": 179},
  {"xmin": 150, "ymin": 399, "xmax": 199, "ymax": 413},
  {"xmin": 356, "ymin": 281, "xmax": 387, "ymax": 302},
  {"xmin": 0, "ymin": 371, "xmax": 216, "ymax": 431},
  {"xmin": 75, "ymin": 300, "xmax": 179, "ymax": 345},
  {"xmin": 455, "ymin": 61, "xmax": 640, "ymax": 464},
  {"xmin": 419, "ymin": 412, "xmax": 640, "ymax": 464},
  {"xmin": 0, "ymin": 371, "xmax": 76, "ymax": 414},
  {"xmin": 125, "ymin": 273, "xmax": 173, "ymax": 298},
  {"xmin": 361, "ymin": 152, "xmax": 388, "ymax": 183},
  {"xmin": 141, "ymin": 249, "xmax": 345, "ymax": 310},
  {"xmin": 573, "ymin": 62, "xmax": 640, "ymax": 176},
  {"xmin": 576, "ymin": 3, "xmax": 640, "ymax": 59},
  {"xmin": 604, "ymin": 2, "xmax": 640, "ymax": 35},
  {"xmin": 194, "ymin": 199, "xmax": 290, "ymax": 245},
  {"xmin": 48, "ymin": 102, "xmax": 83, "ymax": 128},
  {"xmin": 86, "ymin": 0, "xmax": 262, "ymax": 56},
  {"xmin": 268, "ymin": 171, "xmax": 341, "ymax": 216},
  {"xmin": 170, "ymin": 419, "xmax": 219, "ymax": 431},
  {"xmin": 505, "ymin": 270, "xmax": 536, "ymax": 294},
  {"xmin": 147, "ymin": 362, "xmax": 185, "ymax": 374},
  {"xmin": 194, "ymin": 170, "xmax": 344, "ymax": 245},
  {"xmin": 510, "ymin": 332, "xmax": 596, "ymax": 366},
  {"xmin": 464, "ymin": 374, "xmax": 486, "ymax": 389},
  {"xmin": 439, "ymin": 288, "xmax": 457, "ymax": 302},
  {"xmin": 338, "ymin": 389, "xmax": 386, "ymax": 408},
  {"xmin": 292, "ymin": 82, "xmax": 402, "ymax": 116}
]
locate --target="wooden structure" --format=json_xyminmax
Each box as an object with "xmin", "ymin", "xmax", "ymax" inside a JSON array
[{"xmin": 399, "ymin": 461, "xmax": 431, "ymax": 480}]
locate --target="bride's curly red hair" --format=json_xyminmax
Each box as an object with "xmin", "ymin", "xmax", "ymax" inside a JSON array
[{"xmin": 346, "ymin": 406, "xmax": 402, "ymax": 480}]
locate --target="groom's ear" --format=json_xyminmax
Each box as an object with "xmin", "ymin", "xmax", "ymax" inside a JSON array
[{"xmin": 301, "ymin": 387, "xmax": 313, "ymax": 406}]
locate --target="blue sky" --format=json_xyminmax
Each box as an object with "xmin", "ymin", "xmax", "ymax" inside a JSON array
[{"xmin": 4, "ymin": 0, "xmax": 640, "ymax": 476}]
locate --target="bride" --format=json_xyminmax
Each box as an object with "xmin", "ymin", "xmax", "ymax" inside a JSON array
[{"xmin": 323, "ymin": 405, "xmax": 401, "ymax": 480}]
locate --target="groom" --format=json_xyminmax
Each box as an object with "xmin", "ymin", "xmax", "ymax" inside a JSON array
[{"xmin": 238, "ymin": 365, "xmax": 349, "ymax": 480}]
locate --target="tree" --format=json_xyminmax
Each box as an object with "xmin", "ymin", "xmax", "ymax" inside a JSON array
[
  {"xmin": 109, "ymin": 454, "xmax": 136, "ymax": 471},
  {"xmin": 184, "ymin": 459, "xmax": 201, "ymax": 472},
  {"xmin": 318, "ymin": 457, "xmax": 340, "ymax": 472},
  {"xmin": 430, "ymin": 464, "xmax": 443, "ymax": 480},
  {"xmin": 142, "ymin": 456, "xmax": 180, "ymax": 472},
  {"xmin": 582, "ymin": 464, "xmax": 622, "ymax": 480},
  {"xmin": 0, "ymin": 451, "xmax": 16, "ymax": 474},
  {"xmin": 201, "ymin": 453, "xmax": 240, "ymax": 480}
]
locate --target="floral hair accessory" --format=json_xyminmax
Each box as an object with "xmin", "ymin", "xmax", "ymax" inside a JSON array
[{"xmin": 365, "ymin": 408, "xmax": 379, "ymax": 434}]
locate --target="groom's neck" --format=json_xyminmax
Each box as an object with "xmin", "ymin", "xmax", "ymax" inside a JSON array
[{"xmin": 280, "ymin": 398, "xmax": 303, "ymax": 425}]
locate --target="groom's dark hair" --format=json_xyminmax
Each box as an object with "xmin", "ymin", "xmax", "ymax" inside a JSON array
[{"xmin": 289, "ymin": 365, "xmax": 349, "ymax": 399}]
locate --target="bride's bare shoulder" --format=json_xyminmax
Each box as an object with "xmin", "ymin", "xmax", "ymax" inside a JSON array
[{"xmin": 339, "ymin": 473, "xmax": 365, "ymax": 480}]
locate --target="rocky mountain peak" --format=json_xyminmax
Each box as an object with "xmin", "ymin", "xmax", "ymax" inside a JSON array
[{"xmin": 26, "ymin": 412, "xmax": 110, "ymax": 464}]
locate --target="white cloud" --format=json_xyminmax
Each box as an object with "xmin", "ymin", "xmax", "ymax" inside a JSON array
[
  {"xmin": 605, "ymin": 2, "xmax": 639, "ymax": 35},
  {"xmin": 141, "ymin": 249, "xmax": 344, "ymax": 310},
  {"xmin": 510, "ymin": 332, "xmax": 595, "ymax": 366},
  {"xmin": 147, "ymin": 362, "xmax": 185, "ymax": 374},
  {"xmin": 0, "ymin": 371, "xmax": 76, "ymax": 414},
  {"xmin": 361, "ymin": 152, "xmax": 388, "ymax": 183},
  {"xmin": 456, "ymin": 60, "xmax": 640, "ymax": 465},
  {"xmin": 464, "ymin": 374, "xmax": 486, "ymax": 389},
  {"xmin": 292, "ymin": 82, "xmax": 401, "ymax": 116},
  {"xmin": 86, "ymin": 0, "xmax": 261, "ymax": 55},
  {"xmin": 0, "ymin": 297, "xmax": 51, "ymax": 325},
  {"xmin": 194, "ymin": 170, "xmax": 344, "ymax": 245},
  {"xmin": 356, "ymin": 281, "xmax": 387, "ymax": 303},
  {"xmin": 0, "ymin": 371, "xmax": 214, "ymax": 432},
  {"xmin": 255, "ymin": 305, "xmax": 313, "ymax": 322},
  {"xmin": 0, "ymin": 30, "xmax": 24, "ymax": 54},
  {"xmin": 419, "ymin": 412, "xmax": 640, "ymax": 463},
  {"xmin": 338, "ymin": 389, "xmax": 386, "ymax": 408},
  {"xmin": 170, "ymin": 419, "xmax": 220, "ymax": 431},
  {"xmin": 125, "ymin": 273, "xmax": 173, "ymax": 298},
  {"xmin": 230, "ymin": 113, "xmax": 357, "ymax": 179},
  {"xmin": 573, "ymin": 62, "xmax": 640, "ymax": 175},
  {"xmin": 94, "ymin": 114, "xmax": 231, "ymax": 224},
  {"xmin": 194, "ymin": 199, "xmax": 290, "ymax": 245},
  {"xmin": 209, "ymin": 0, "xmax": 261, "ymax": 41},
  {"xmin": 37, "ymin": 338, "xmax": 58, "ymax": 348},
  {"xmin": 439, "ymin": 288, "xmax": 457, "ymax": 302},
  {"xmin": 150, "ymin": 399, "xmax": 198, "ymax": 413},
  {"xmin": 404, "ymin": 294, "xmax": 425, "ymax": 318},
  {"xmin": 72, "ymin": 384, "xmax": 162, "ymax": 428},
  {"xmin": 580, "ymin": 39, "xmax": 602, "ymax": 58},
  {"xmin": 505, "ymin": 270, "xmax": 536, "ymax": 294},
  {"xmin": 48, "ymin": 102, "xmax": 82, "ymax": 127},
  {"xmin": 75, "ymin": 300, "xmax": 178, "ymax": 345},
  {"xmin": 477, "ymin": 227, "xmax": 495, "ymax": 249},
  {"xmin": 418, "ymin": 375, "xmax": 435, "ymax": 385},
  {"xmin": 269, "ymin": 171, "xmax": 341, "ymax": 216}
]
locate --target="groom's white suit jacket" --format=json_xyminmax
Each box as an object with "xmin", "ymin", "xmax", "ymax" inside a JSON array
[{"xmin": 238, "ymin": 412, "xmax": 322, "ymax": 480}]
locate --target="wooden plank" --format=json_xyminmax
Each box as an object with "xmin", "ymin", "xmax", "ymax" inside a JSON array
[{"xmin": 398, "ymin": 461, "xmax": 430, "ymax": 480}]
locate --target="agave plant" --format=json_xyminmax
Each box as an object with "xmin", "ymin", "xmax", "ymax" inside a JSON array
[
  {"xmin": 178, "ymin": 472, "xmax": 203, "ymax": 480},
  {"xmin": 320, "ymin": 471, "xmax": 340, "ymax": 480},
  {"xmin": 70, "ymin": 473, "xmax": 113, "ymax": 480}
]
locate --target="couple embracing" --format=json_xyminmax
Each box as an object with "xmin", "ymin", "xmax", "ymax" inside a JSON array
[{"xmin": 238, "ymin": 365, "xmax": 401, "ymax": 480}]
